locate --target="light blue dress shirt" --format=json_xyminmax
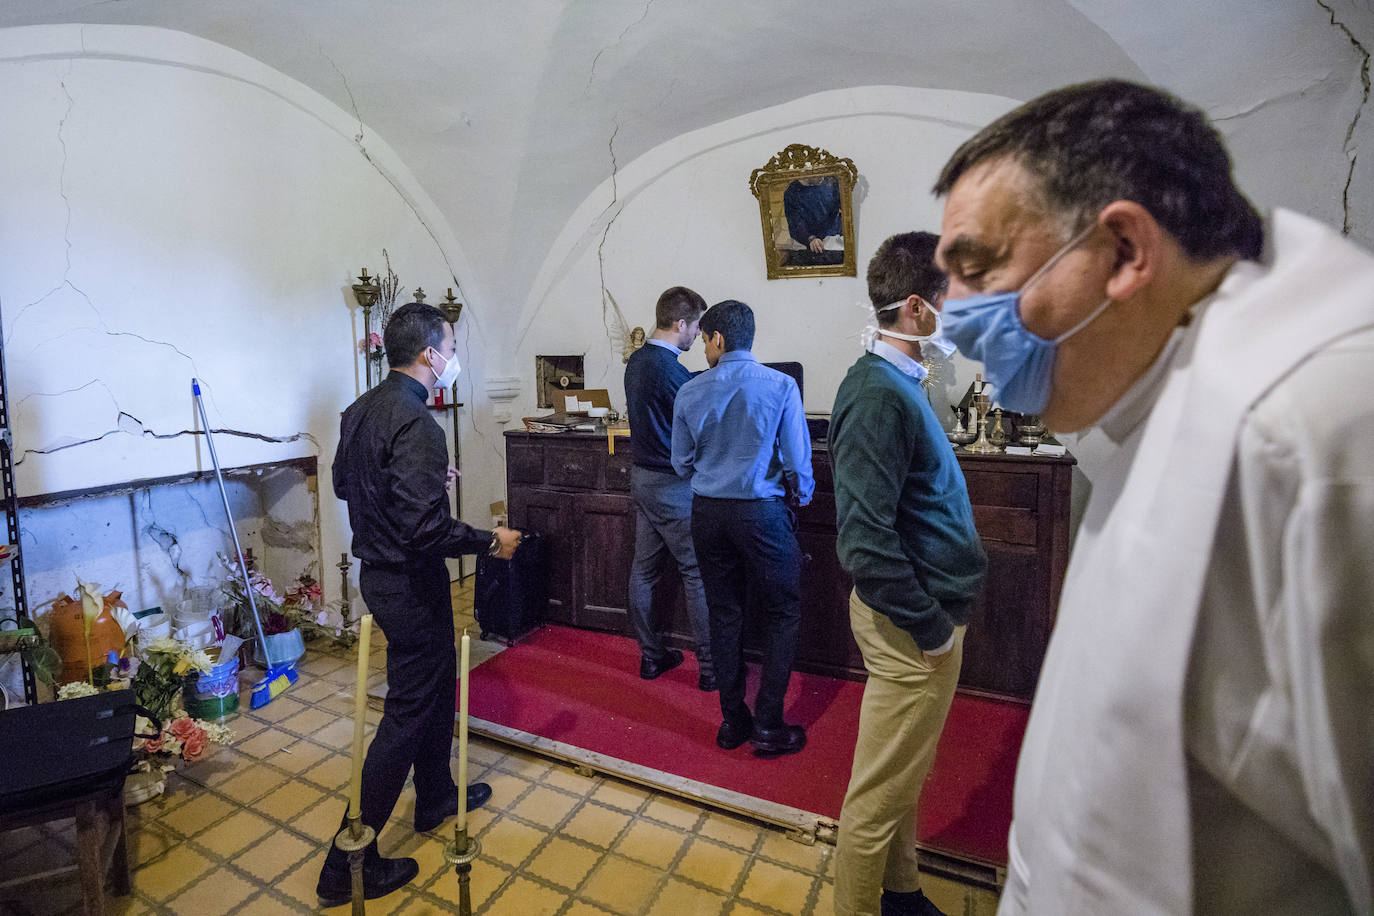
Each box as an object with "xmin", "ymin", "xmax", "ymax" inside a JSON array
[
  {"xmin": 868, "ymin": 337, "xmax": 928, "ymax": 382},
  {"xmin": 671, "ymin": 350, "xmax": 815, "ymax": 504}
]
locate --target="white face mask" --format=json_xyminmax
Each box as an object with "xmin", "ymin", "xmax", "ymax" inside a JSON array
[
  {"xmin": 861, "ymin": 298, "xmax": 958, "ymax": 357},
  {"xmin": 428, "ymin": 347, "xmax": 461, "ymax": 388}
]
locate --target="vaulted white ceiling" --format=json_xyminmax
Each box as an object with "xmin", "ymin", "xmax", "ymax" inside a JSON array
[{"xmin": 2, "ymin": 1, "xmax": 1368, "ymax": 313}]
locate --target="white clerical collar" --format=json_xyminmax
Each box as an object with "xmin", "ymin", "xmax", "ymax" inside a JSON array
[
  {"xmin": 868, "ymin": 337, "xmax": 928, "ymax": 383},
  {"xmin": 647, "ymin": 338, "xmax": 681, "ymax": 355},
  {"xmin": 1096, "ymin": 294, "xmax": 1217, "ymax": 444}
]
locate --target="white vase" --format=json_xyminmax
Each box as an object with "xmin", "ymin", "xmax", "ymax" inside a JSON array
[{"xmin": 124, "ymin": 768, "xmax": 167, "ymax": 805}]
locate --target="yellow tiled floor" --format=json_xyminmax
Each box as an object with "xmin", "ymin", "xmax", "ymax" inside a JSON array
[{"xmin": 1, "ymin": 581, "xmax": 1000, "ymax": 915}]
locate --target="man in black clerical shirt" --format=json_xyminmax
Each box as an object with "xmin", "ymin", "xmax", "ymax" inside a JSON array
[
  {"xmin": 623, "ymin": 286, "xmax": 713, "ymax": 689},
  {"xmin": 317, "ymin": 302, "xmax": 521, "ymax": 906}
]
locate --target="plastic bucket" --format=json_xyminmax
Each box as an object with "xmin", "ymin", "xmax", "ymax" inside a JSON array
[{"xmin": 183, "ymin": 647, "xmax": 240, "ymax": 719}]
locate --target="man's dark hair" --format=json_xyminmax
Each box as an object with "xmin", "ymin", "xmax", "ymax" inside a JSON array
[
  {"xmin": 655, "ymin": 286, "xmax": 707, "ymax": 329},
  {"xmin": 867, "ymin": 232, "xmax": 948, "ymax": 326},
  {"xmin": 933, "ymin": 80, "xmax": 1263, "ymax": 261},
  {"xmin": 384, "ymin": 302, "xmax": 447, "ymax": 367},
  {"xmin": 699, "ymin": 300, "xmax": 755, "ymax": 352}
]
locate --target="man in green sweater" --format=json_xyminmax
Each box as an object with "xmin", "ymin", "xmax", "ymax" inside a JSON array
[{"xmin": 830, "ymin": 231, "xmax": 987, "ymax": 916}]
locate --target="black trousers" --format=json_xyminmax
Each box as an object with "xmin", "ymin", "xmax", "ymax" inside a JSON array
[
  {"xmin": 690, "ymin": 496, "xmax": 802, "ymax": 731},
  {"xmin": 325, "ymin": 560, "xmax": 455, "ymax": 867}
]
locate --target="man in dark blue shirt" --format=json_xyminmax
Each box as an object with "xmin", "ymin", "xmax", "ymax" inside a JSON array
[
  {"xmin": 623, "ymin": 286, "xmax": 714, "ymax": 689},
  {"xmin": 672, "ymin": 300, "xmax": 814, "ymax": 757},
  {"xmin": 830, "ymin": 233, "xmax": 986, "ymax": 916}
]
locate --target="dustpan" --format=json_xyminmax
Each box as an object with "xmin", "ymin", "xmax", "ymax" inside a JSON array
[{"xmin": 191, "ymin": 378, "xmax": 304, "ymax": 706}]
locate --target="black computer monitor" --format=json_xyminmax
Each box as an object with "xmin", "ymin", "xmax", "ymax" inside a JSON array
[{"xmin": 764, "ymin": 361, "xmax": 803, "ymax": 401}]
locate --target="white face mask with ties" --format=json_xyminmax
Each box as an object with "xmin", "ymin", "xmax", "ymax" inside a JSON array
[
  {"xmin": 428, "ymin": 347, "xmax": 462, "ymax": 389},
  {"xmin": 860, "ymin": 298, "xmax": 958, "ymax": 357}
]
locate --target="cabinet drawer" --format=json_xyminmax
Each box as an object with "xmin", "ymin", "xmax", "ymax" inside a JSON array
[
  {"xmin": 546, "ymin": 446, "xmax": 601, "ymax": 489},
  {"xmin": 508, "ymin": 442, "xmax": 544, "ymax": 485},
  {"xmin": 972, "ymin": 505, "xmax": 1038, "ymax": 546},
  {"xmin": 963, "ymin": 468, "xmax": 1038, "ymax": 509}
]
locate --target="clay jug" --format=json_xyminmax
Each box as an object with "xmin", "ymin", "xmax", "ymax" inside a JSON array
[{"xmin": 48, "ymin": 589, "xmax": 129, "ymax": 684}]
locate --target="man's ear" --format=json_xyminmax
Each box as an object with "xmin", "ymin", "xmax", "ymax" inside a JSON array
[{"xmin": 1099, "ymin": 200, "xmax": 1160, "ymax": 301}]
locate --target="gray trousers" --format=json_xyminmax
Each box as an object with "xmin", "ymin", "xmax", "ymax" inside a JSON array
[{"xmin": 628, "ymin": 465, "xmax": 712, "ymax": 671}]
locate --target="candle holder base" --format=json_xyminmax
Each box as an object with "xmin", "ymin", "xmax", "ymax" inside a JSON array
[
  {"xmin": 334, "ymin": 821, "xmax": 376, "ymax": 854},
  {"xmin": 443, "ymin": 834, "xmax": 481, "ymax": 867}
]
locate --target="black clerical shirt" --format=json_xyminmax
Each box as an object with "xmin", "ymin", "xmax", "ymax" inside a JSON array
[{"xmin": 333, "ymin": 371, "xmax": 489, "ymax": 567}]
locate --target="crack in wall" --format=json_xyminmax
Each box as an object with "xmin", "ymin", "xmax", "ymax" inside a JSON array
[
  {"xmin": 8, "ymin": 56, "xmax": 226, "ymax": 426},
  {"xmin": 320, "ymin": 49, "xmax": 486, "ymax": 341},
  {"xmin": 586, "ymin": 0, "xmax": 658, "ymax": 92},
  {"xmin": 1317, "ymin": 0, "xmax": 1370, "ymax": 235},
  {"xmin": 142, "ymin": 489, "xmax": 192, "ymax": 588},
  {"xmin": 16, "ymin": 412, "xmax": 318, "ymax": 465},
  {"xmin": 321, "ymin": 48, "xmax": 493, "ymax": 457},
  {"xmin": 14, "ymin": 378, "xmax": 119, "ymax": 411},
  {"xmin": 597, "ymin": 120, "xmax": 625, "ymax": 356}
]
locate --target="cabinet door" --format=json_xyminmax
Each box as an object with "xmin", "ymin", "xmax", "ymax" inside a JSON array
[
  {"xmin": 507, "ymin": 488, "xmax": 574, "ymax": 625},
  {"xmin": 571, "ymin": 493, "xmax": 636, "ymax": 631},
  {"xmin": 793, "ymin": 490, "xmax": 862, "ymax": 678},
  {"xmin": 960, "ymin": 463, "xmax": 1054, "ymax": 699}
]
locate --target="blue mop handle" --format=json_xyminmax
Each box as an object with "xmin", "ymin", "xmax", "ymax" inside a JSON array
[{"xmin": 191, "ymin": 378, "xmax": 269, "ymax": 656}]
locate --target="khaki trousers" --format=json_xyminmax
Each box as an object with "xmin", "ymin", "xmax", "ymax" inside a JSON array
[{"xmin": 833, "ymin": 590, "xmax": 965, "ymax": 916}]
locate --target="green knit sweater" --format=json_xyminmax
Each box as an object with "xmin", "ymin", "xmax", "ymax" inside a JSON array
[{"xmin": 830, "ymin": 353, "xmax": 986, "ymax": 650}]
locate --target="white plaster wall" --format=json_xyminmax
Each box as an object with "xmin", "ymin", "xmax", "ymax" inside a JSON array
[
  {"xmin": 512, "ymin": 82, "xmax": 1372, "ymax": 533},
  {"xmin": 513, "ymin": 88, "xmax": 1017, "ymax": 421},
  {"xmin": 0, "ymin": 26, "xmax": 508, "ymax": 622}
]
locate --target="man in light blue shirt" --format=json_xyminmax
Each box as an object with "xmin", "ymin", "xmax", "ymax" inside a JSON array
[{"xmin": 672, "ymin": 300, "xmax": 814, "ymax": 757}]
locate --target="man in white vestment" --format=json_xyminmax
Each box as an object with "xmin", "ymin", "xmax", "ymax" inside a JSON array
[{"xmin": 931, "ymin": 80, "xmax": 1373, "ymax": 915}]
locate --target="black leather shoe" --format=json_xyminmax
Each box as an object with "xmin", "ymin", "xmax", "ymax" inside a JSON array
[
  {"xmin": 751, "ymin": 723, "xmax": 806, "ymax": 757},
  {"xmin": 881, "ymin": 888, "xmax": 949, "ymax": 916},
  {"xmin": 639, "ymin": 648, "xmax": 684, "ymax": 680},
  {"xmin": 414, "ymin": 782, "xmax": 493, "ymax": 832},
  {"xmin": 716, "ymin": 718, "xmax": 752, "ymax": 750},
  {"xmin": 698, "ymin": 670, "xmax": 717, "ymax": 691},
  {"xmin": 317, "ymin": 853, "xmax": 419, "ymax": 907}
]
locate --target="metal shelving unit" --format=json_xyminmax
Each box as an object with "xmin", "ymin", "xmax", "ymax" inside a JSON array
[{"xmin": 0, "ymin": 306, "xmax": 34, "ymax": 705}]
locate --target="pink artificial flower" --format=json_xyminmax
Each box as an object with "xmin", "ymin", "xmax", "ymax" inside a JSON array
[
  {"xmin": 167, "ymin": 717, "xmax": 198, "ymax": 741},
  {"xmin": 143, "ymin": 735, "xmax": 164, "ymax": 754},
  {"xmin": 181, "ymin": 729, "xmax": 209, "ymax": 762}
]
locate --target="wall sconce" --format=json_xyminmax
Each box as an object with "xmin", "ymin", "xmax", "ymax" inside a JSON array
[
  {"xmin": 439, "ymin": 288, "xmax": 463, "ymax": 325},
  {"xmin": 351, "ymin": 268, "xmax": 383, "ymax": 388}
]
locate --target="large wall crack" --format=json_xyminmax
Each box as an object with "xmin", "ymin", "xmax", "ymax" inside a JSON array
[
  {"xmin": 587, "ymin": 0, "xmax": 658, "ymax": 92},
  {"xmin": 8, "ymin": 60, "xmax": 225, "ymax": 419},
  {"xmin": 321, "ymin": 48, "xmax": 492, "ymax": 453},
  {"xmin": 16, "ymin": 411, "xmax": 318, "ymax": 465},
  {"xmin": 1317, "ymin": 0, "xmax": 1370, "ymax": 235}
]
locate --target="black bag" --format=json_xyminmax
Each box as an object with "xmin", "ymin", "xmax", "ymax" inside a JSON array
[{"xmin": 474, "ymin": 530, "xmax": 549, "ymax": 645}]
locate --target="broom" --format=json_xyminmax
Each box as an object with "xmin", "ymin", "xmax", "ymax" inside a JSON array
[{"xmin": 192, "ymin": 378, "xmax": 303, "ymax": 708}]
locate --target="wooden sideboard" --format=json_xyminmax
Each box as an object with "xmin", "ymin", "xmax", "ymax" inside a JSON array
[{"xmin": 504, "ymin": 429, "xmax": 1074, "ymax": 702}]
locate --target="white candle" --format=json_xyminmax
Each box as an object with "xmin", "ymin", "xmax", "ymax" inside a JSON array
[
  {"xmin": 347, "ymin": 614, "xmax": 374, "ymax": 822},
  {"xmin": 456, "ymin": 629, "xmax": 471, "ymax": 832}
]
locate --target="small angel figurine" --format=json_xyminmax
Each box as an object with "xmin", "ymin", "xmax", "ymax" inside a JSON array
[{"xmin": 605, "ymin": 289, "xmax": 648, "ymax": 363}]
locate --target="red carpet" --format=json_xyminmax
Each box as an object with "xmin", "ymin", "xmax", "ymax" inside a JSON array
[{"xmin": 468, "ymin": 625, "xmax": 1026, "ymax": 867}]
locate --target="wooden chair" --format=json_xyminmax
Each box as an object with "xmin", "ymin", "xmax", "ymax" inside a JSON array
[{"xmin": 0, "ymin": 689, "xmax": 140, "ymax": 916}]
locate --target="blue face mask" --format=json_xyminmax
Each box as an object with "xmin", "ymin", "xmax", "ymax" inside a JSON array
[{"xmin": 941, "ymin": 223, "xmax": 1111, "ymax": 414}]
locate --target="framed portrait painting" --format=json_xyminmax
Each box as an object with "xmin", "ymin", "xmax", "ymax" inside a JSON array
[{"xmin": 749, "ymin": 144, "xmax": 858, "ymax": 280}]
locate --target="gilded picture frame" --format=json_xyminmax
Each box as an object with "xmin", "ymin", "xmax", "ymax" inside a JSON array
[{"xmin": 749, "ymin": 144, "xmax": 858, "ymax": 280}]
